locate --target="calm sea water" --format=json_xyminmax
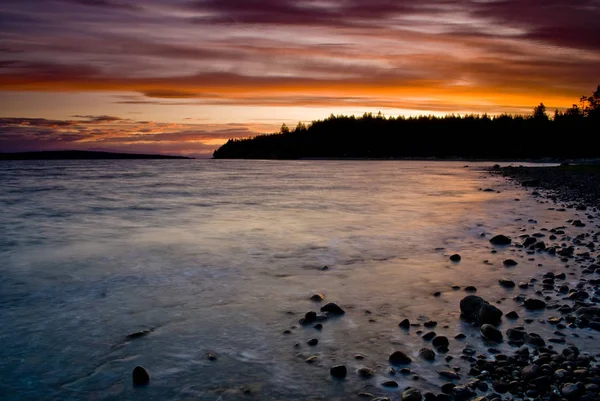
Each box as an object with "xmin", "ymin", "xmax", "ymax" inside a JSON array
[{"xmin": 0, "ymin": 160, "xmax": 591, "ymax": 401}]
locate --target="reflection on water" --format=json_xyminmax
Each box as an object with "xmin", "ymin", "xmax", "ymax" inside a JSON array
[{"xmin": 0, "ymin": 160, "xmax": 585, "ymax": 400}]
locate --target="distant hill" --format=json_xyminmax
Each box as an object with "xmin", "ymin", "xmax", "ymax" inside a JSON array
[{"xmin": 0, "ymin": 150, "xmax": 192, "ymax": 160}]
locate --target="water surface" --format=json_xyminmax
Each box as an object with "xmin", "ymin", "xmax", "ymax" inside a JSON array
[{"xmin": 0, "ymin": 160, "xmax": 592, "ymax": 400}]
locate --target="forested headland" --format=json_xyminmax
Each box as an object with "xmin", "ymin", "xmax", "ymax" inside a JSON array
[{"xmin": 213, "ymin": 86, "xmax": 600, "ymax": 160}]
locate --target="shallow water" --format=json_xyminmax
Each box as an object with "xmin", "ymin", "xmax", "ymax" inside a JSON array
[{"xmin": 0, "ymin": 160, "xmax": 597, "ymax": 401}]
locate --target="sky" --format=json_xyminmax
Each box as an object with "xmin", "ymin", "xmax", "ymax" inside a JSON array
[{"xmin": 1, "ymin": 0, "xmax": 599, "ymax": 157}]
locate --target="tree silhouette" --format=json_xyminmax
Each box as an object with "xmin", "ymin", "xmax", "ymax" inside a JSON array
[{"xmin": 212, "ymin": 85, "xmax": 600, "ymax": 160}]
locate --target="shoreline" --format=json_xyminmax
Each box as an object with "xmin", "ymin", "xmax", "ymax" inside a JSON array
[{"xmin": 269, "ymin": 164, "xmax": 600, "ymax": 401}]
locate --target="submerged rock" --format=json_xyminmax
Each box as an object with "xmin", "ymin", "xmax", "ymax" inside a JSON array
[{"xmin": 310, "ymin": 293, "xmax": 325, "ymax": 302}]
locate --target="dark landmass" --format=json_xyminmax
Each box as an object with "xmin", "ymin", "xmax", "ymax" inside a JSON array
[
  {"xmin": 493, "ymin": 164, "xmax": 600, "ymax": 209},
  {"xmin": 214, "ymin": 86, "xmax": 600, "ymax": 160},
  {"xmin": 0, "ymin": 150, "xmax": 192, "ymax": 160}
]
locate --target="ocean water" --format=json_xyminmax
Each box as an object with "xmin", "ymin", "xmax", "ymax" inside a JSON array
[{"xmin": 0, "ymin": 160, "xmax": 594, "ymax": 401}]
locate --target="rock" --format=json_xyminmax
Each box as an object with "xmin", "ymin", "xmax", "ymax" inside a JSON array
[
  {"xmin": 358, "ymin": 367, "xmax": 375, "ymax": 378},
  {"xmin": 450, "ymin": 254, "xmax": 462, "ymax": 262},
  {"xmin": 506, "ymin": 328, "xmax": 526, "ymax": 341},
  {"xmin": 490, "ymin": 235, "xmax": 512, "ymax": 245},
  {"xmin": 432, "ymin": 336, "xmax": 449, "ymax": 350},
  {"xmin": 478, "ymin": 303, "xmax": 503, "ymax": 325},
  {"xmin": 301, "ymin": 311, "xmax": 317, "ymax": 325},
  {"xmin": 464, "ymin": 286, "xmax": 477, "ymax": 292},
  {"xmin": 439, "ymin": 370, "xmax": 460, "ymax": 380},
  {"xmin": 453, "ymin": 385, "xmax": 476, "ymax": 400},
  {"xmin": 313, "ymin": 323, "xmax": 323, "ymax": 330},
  {"xmin": 207, "ymin": 352, "xmax": 217, "ymax": 361},
  {"xmin": 310, "ymin": 293, "xmax": 325, "ymax": 302},
  {"xmin": 524, "ymin": 298, "xmax": 547, "ymax": 310},
  {"xmin": 389, "ymin": 351, "xmax": 412, "ymax": 365},
  {"xmin": 525, "ymin": 332, "xmax": 546, "ymax": 347},
  {"xmin": 382, "ymin": 380, "xmax": 399, "ymax": 388},
  {"xmin": 399, "ymin": 319, "xmax": 410, "ymax": 329},
  {"xmin": 401, "ymin": 387, "xmax": 422, "ymax": 401},
  {"xmin": 506, "ymin": 311, "xmax": 519, "ymax": 319},
  {"xmin": 305, "ymin": 356, "xmax": 318, "ymax": 363},
  {"xmin": 132, "ymin": 366, "xmax": 150, "ymax": 386},
  {"xmin": 422, "ymin": 331, "xmax": 436, "ymax": 341},
  {"xmin": 126, "ymin": 329, "xmax": 152, "ymax": 340},
  {"xmin": 307, "ymin": 338, "xmax": 318, "ymax": 346},
  {"xmin": 330, "ymin": 365, "xmax": 347, "ymax": 378},
  {"xmin": 561, "ymin": 383, "xmax": 585, "ymax": 399},
  {"xmin": 424, "ymin": 320, "xmax": 437, "ymax": 328},
  {"xmin": 419, "ymin": 348, "xmax": 435, "ymax": 361},
  {"xmin": 320, "ymin": 303, "xmax": 345, "ymax": 315},
  {"xmin": 460, "ymin": 295, "xmax": 503, "ymax": 325},
  {"xmin": 499, "ymin": 278, "xmax": 516, "ymax": 288},
  {"xmin": 503, "ymin": 259, "xmax": 518, "ymax": 267},
  {"xmin": 481, "ymin": 324, "xmax": 503, "ymax": 342},
  {"xmin": 441, "ymin": 383, "xmax": 456, "ymax": 394}
]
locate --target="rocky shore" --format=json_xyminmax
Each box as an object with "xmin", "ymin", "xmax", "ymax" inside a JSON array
[
  {"xmin": 493, "ymin": 164, "xmax": 600, "ymax": 209},
  {"xmin": 130, "ymin": 163, "xmax": 600, "ymax": 401}
]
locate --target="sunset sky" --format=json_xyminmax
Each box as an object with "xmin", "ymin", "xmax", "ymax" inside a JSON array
[{"xmin": 1, "ymin": 0, "xmax": 599, "ymax": 157}]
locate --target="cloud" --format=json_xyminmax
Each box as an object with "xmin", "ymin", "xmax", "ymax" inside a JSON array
[
  {"xmin": 0, "ymin": 0, "xmax": 599, "ymax": 119},
  {"xmin": 0, "ymin": 117, "xmax": 265, "ymax": 156}
]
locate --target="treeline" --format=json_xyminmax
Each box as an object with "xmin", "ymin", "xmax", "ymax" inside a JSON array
[{"xmin": 213, "ymin": 85, "xmax": 600, "ymax": 160}]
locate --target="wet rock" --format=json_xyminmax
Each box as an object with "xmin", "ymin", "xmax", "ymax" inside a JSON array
[
  {"xmin": 330, "ymin": 365, "xmax": 347, "ymax": 379},
  {"xmin": 506, "ymin": 328, "xmax": 526, "ymax": 341},
  {"xmin": 320, "ymin": 303, "xmax": 345, "ymax": 315},
  {"xmin": 503, "ymin": 259, "xmax": 518, "ymax": 267},
  {"xmin": 450, "ymin": 254, "xmax": 462, "ymax": 262},
  {"xmin": 441, "ymin": 383, "xmax": 456, "ymax": 394},
  {"xmin": 399, "ymin": 319, "xmax": 411, "ymax": 329},
  {"xmin": 132, "ymin": 366, "xmax": 150, "ymax": 386},
  {"xmin": 310, "ymin": 293, "xmax": 325, "ymax": 302},
  {"xmin": 524, "ymin": 298, "xmax": 547, "ymax": 310},
  {"xmin": 499, "ymin": 278, "xmax": 516, "ymax": 288},
  {"xmin": 307, "ymin": 338, "xmax": 318, "ymax": 346},
  {"xmin": 389, "ymin": 351, "xmax": 412, "ymax": 365},
  {"xmin": 207, "ymin": 352, "xmax": 218, "ymax": 361},
  {"xmin": 401, "ymin": 387, "xmax": 422, "ymax": 401},
  {"xmin": 305, "ymin": 356, "xmax": 318, "ymax": 363},
  {"xmin": 382, "ymin": 380, "xmax": 399, "ymax": 388},
  {"xmin": 358, "ymin": 367, "xmax": 375, "ymax": 378},
  {"xmin": 454, "ymin": 333, "xmax": 466, "ymax": 340},
  {"xmin": 561, "ymin": 383, "xmax": 585, "ymax": 399},
  {"xmin": 453, "ymin": 385, "xmax": 476, "ymax": 400},
  {"xmin": 419, "ymin": 348, "xmax": 436, "ymax": 361},
  {"xmin": 313, "ymin": 323, "xmax": 323, "ymax": 330},
  {"xmin": 432, "ymin": 336, "xmax": 449, "ymax": 350},
  {"xmin": 490, "ymin": 235, "xmax": 512, "ymax": 245},
  {"xmin": 525, "ymin": 332, "xmax": 546, "ymax": 347},
  {"xmin": 464, "ymin": 286, "xmax": 477, "ymax": 292},
  {"xmin": 300, "ymin": 311, "xmax": 317, "ymax": 325},
  {"xmin": 424, "ymin": 320, "xmax": 437, "ymax": 328},
  {"xmin": 481, "ymin": 324, "xmax": 503, "ymax": 342},
  {"xmin": 506, "ymin": 311, "xmax": 519, "ymax": 319},
  {"xmin": 439, "ymin": 370, "xmax": 460, "ymax": 380},
  {"xmin": 460, "ymin": 295, "xmax": 503, "ymax": 325},
  {"xmin": 126, "ymin": 329, "xmax": 152, "ymax": 340},
  {"xmin": 422, "ymin": 331, "xmax": 436, "ymax": 341}
]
